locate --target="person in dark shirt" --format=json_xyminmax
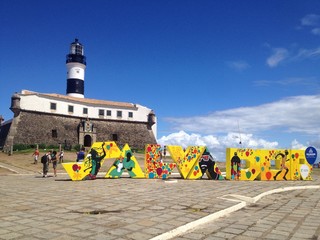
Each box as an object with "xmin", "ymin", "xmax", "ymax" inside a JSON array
[
  {"xmin": 51, "ymin": 150, "xmax": 58, "ymax": 177},
  {"xmin": 76, "ymin": 147, "xmax": 86, "ymax": 162}
]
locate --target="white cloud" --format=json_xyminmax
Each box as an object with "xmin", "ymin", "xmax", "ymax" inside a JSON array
[
  {"xmin": 265, "ymin": 46, "xmax": 320, "ymax": 67},
  {"xmin": 266, "ymin": 48, "xmax": 288, "ymax": 67},
  {"xmin": 301, "ymin": 14, "xmax": 320, "ymax": 26},
  {"xmin": 299, "ymin": 14, "xmax": 320, "ymax": 37},
  {"xmin": 158, "ymin": 131, "xmax": 213, "ymax": 148},
  {"xmin": 294, "ymin": 47, "xmax": 320, "ymax": 60},
  {"xmin": 159, "ymin": 95, "xmax": 320, "ymax": 161},
  {"xmin": 254, "ymin": 77, "xmax": 320, "ymax": 89},
  {"xmin": 164, "ymin": 95, "xmax": 320, "ymax": 135},
  {"xmin": 291, "ymin": 139, "xmax": 307, "ymax": 149},
  {"xmin": 227, "ymin": 60, "xmax": 250, "ymax": 71},
  {"xmin": 158, "ymin": 131, "xmax": 278, "ymax": 161},
  {"xmin": 311, "ymin": 28, "xmax": 320, "ymax": 36},
  {"xmin": 309, "ymin": 138, "xmax": 320, "ymax": 150}
]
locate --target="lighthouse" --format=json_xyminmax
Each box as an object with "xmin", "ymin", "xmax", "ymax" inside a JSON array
[{"xmin": 66, "ymin": 39, "xmax": 86, "ymax": 98}]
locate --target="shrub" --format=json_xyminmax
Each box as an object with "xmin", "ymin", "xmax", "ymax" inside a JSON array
[
  {"xmin": 73, "ymin": 144, "xmax": 81, "ymax": 151},
  {"xmin": 47, "ymin": 145, "xmax": 59, "ymax": 150},
  {"xmin": 13, "ymin": 144, "xmax": 29, "ymax": 151},
  {"xmin": 38, "ymin": 144, "xmax": 46, "ymax": 149}
]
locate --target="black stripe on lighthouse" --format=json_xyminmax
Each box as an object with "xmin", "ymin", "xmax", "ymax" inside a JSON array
[{"xmin": 67, "ymin": 79, "xmax": 84, "ymax": 95}]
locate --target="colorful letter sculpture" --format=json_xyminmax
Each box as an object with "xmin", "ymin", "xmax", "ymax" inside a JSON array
[
  {"xmin": 105, "ymin": 144, "xmax": 144, "ymax": 178},
  {"xmin": 167, "ymin": 145, "xmax": 206, "ymax": 179},
  {"xmin": 62, "ymin": 141, "xmax": 145, "ymax": 180},
  {"xmin": 62, "ymin": 141, "xmax": 121, "ymax": 180},
  {"xmin": 226, "ymin": 148, "xmax": 313, "ymax": 181},
  {"xmin": 62, "ymin": 142, "xmax": 315, "ymax": 181},
  {"xmin": 144, "ymin": 144, "xmax": 176, "ymax": 179}
]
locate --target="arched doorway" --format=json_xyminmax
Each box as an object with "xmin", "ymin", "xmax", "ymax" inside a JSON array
[{"xmin": 84, "ymin": 135, "xmax": 92, "ymax": 147}]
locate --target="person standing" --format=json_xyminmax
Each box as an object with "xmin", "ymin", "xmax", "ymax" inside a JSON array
[
  {"xmin": 51, "ymin": 151, "xmax": 58, "ymax": 177},
  {"xmin": 59, "ymin": 150, "xmax": 64, "ymax": 163},
  {"xmin": 32, "ymin": 148, "xmax": 40, "ymax": 164},
  {"xmin": 76, "ymin": 147, "xmax": 86, "ymax": 162},
  {"xmin": 41, "ymin": 150, "xmax": 51, "ymax": 178}
]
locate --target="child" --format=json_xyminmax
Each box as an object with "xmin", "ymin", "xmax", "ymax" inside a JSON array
[
  {"xmin": 59, "ymin": 150, "xmax": 64, "ymax": 163},
  {"xmin": 32, "ymin": 148, "xmax": 40, "ymax": 164}
]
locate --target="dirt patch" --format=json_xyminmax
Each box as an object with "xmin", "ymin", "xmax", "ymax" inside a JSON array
[
  {"xmin": 0, "ymin": 151, "xmax": 78, "ymax": 175},
  {"xmin": 0, "ymin": 167, "xmax": 16, "ymax": 175}
]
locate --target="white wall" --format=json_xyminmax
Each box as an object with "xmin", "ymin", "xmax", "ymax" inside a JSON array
[
  {"xmin": 18, "ymin": 93, "xmax": 157, "ymax": 137},
  {"xmin": 19, "ymin": 95, "xmax": 147, "ymax": 121}
]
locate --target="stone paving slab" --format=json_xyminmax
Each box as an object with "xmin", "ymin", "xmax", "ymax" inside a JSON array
[
  {"xmin": 185, "ymin": 188, "xmax": 320, "ymax": 240},
  {"xmin": 0, "ymin": 173, "xmax": 320, "ymax": 240}
]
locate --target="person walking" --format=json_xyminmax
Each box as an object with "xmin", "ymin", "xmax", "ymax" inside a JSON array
[
  {"xmin": 59, "ymin": 150, "xmax": 64, "ymax": 163},
  {"xmin": 51, "ymin": 150, "xmax": 58, "ymax": 177},
  {"xmin": 32, "ymin": 148, "xmax": 40, "ymax": 164},
  {"xmin": 41, "ymin": 150, "xmax": 51, "ymax": 178}
]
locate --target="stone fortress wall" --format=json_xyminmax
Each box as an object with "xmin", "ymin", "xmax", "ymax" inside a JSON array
[{"xmin": 8, "ymin": 110, "xmax": 156, "ymax": 149}]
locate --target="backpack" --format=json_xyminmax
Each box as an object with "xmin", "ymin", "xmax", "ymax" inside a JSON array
[{"xmin": 41, "ymin": 154, "xmax": 48, "ymax": 164}]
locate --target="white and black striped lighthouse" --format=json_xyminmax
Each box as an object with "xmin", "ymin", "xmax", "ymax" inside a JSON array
[{"xmin": 66, "ymin": 38, "xmax": 86, "ymax": 98}]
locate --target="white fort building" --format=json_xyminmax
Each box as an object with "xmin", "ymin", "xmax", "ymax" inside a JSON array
[{"xmin": 0, "ymin": 39, "xmax": 157, "ymax": 149}]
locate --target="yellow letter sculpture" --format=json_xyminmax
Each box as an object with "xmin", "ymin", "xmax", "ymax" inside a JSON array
[
  {"xmin": 105, "ymin": 144, "xmax": 144, "ymax": 178},
  {"xmin": 226, "ymin": 148, "xmax": 312, "ymax": 181},
  {"xmin": 62, "ymin": 141, "xmax": 121, "ymax": 181},
  {"xmin": 167, "ymin": 145, "xmax": 206, "ymax": 179}
]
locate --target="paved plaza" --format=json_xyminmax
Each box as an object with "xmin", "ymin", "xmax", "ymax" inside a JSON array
[{"xmin": 0, "ymin": 163, "xmax": 320, "ymax": 240}]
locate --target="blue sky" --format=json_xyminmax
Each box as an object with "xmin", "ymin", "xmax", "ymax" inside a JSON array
[{"xmin": 1, "ymin": 0, "xmax": 320, "ymax": 161}]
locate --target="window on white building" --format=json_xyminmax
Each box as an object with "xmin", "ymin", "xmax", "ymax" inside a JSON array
[
  {"xmin": 50, "ymin": 102, "xmax": 57, "ymax": 110},
  {"xmin": 68, "ymin": 105, "xmax": 74, "ymax": 113},
  {"xmin": 83, "ymin": 108, "xmax": 88, "ymax": 114},
  {"xmin": 99, "ymin": 109, "xmax": 104, "ymax": 116},
  {"xmin": 128, "ymin": 112, "xmax": 133, "ymax": 118},
  {"xmin": 106, "ymin": 110, "xmax": 112, "ymax": 116},
  {"xmin": 117, "ymin": 111, "xmax": 122, "ymax": 118}
]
